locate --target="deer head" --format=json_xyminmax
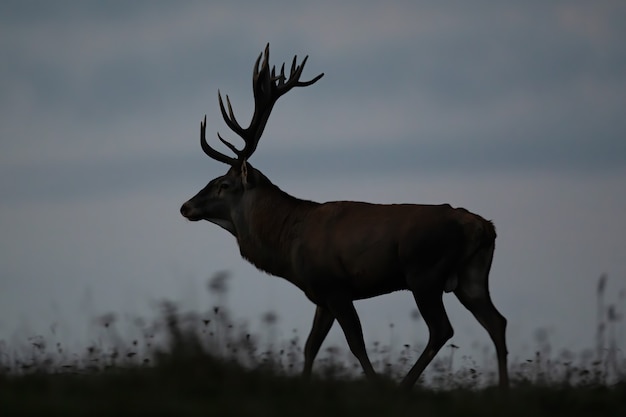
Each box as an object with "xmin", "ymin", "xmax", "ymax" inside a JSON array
[{"xmin": 180, "ymin": 44, "xmax": 324, "ymax": 235}]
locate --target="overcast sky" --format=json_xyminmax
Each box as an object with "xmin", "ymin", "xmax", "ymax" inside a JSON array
[{"xmin": 1, "ymin": 1, "xmax": 625, "ymax": 374}]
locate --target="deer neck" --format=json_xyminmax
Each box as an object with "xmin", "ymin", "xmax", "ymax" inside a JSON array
[{"xmin": 233, "ymin": 183, "xmax": 317, "ymax": 279}]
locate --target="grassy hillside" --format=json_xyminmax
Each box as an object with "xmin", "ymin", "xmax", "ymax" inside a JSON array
[{"xmin": 1, "ymin": 275, "xmax": 624, "ymax": 416}]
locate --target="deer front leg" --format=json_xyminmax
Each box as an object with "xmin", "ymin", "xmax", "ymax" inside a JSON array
[
  {"xmin": 326, "ymin": 297, "xmax": 377, "ymax": 379},
  {"xmin": 303, "ymin": 305, "xmax": 335, "ymax": 378}
]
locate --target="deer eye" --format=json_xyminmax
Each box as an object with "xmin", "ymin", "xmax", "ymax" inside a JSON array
[{"xmin": 219, "ymin": 182, "xmax": 230, "ymax": 191}]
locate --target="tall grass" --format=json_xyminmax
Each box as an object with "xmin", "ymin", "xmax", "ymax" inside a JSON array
[{"xmin": 0, "ymin": 273, "xmax": 624, "ymax": 415}]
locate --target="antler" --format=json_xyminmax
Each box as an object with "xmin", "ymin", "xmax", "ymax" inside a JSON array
[{"xmin": 201, "ymin": 43, "xmax": 324, "ymax": 168}]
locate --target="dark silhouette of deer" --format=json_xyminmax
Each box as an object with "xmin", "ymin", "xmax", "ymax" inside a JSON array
[{"xmin": 180, "ymin": 44, "xmax": 509, "ymax": 389}]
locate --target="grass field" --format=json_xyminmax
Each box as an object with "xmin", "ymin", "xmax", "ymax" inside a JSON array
[{"xmin": 1, "ymin": 275, "xmax": 624, "ymax": 416}]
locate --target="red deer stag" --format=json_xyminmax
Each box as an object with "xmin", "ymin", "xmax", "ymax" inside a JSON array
[{"xmin": 180, "ymin": 44, "xmax": 509, "ymax": 389}]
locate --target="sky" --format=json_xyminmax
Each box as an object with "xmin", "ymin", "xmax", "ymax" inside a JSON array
[{"xmin": 1, "ymin": 1, "xmax": 625, "ymax": 375}]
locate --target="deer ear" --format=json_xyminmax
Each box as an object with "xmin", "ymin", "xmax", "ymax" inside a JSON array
[
  {"xmin": 241, "ymin": 160, "xmax": 248, "ymax": 186},
  {"xmin": 240, "ymin": 160, "xmax": 259, "ymax": 189}
]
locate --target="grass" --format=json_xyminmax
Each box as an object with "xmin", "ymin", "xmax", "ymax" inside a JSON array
[{"xmin": 0, "ymin": 273, "xmax": 624, "ymax": 416}]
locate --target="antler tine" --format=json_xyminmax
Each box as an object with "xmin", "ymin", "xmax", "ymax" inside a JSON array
[
  {"xmin": 252, "ymin": 48, "xmax": 272, "ymax": 103},
  {"xmin": 251, "ymin": 44, "xmax": 270, "ymax": 79},
  {"xmin": 200, "ymin": 115, "xmax": 238, "ymax": 166},
  {"xmin": 217, "ymin": 132, "xmax": 241, "ymax": 155},
  {"xmin": 218, "ymin": 91, "xmax": 245, "ymax": 136},
  {"xmin": 216, "ymin": 90, "xmax": 255, "ymax": 161},
  {"xmin": 271, "ymin": 65, "xmax": 285, "ymax": 85},
  {"xmin": 276, "ymin": 54, "xmax": 324, "ymax": 95},
  {"xmin": 253, "ymin": 50, "xmax": 264, "ymax": 78},
  {"xmin": 278, "ymin": 63, "xmax": 286, "ymax": 86},
  {"xmin": 290, "ymin": 55, "xmax": 298, "ymax": 77},
  {"xmin": 262, "ymin": 43, "xmax": 270, "ymax": 69},
  {"xmin": 292, "ymin": 56, "xmax": 325, "ymax": 86},
  {"xmin": 294, "ymin": 70, "xmax": 325, "ymax": 87}
]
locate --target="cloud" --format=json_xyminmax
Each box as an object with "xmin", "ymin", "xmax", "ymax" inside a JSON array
[
  {"xmin": 0, "ymin": 1, "xmax": 624, "ymax": 201},
  {"xmin": 1, "ymin": 1, "xmax": 626, "ymax": 362}
]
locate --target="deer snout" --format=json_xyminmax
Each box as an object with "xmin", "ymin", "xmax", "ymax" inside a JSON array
[{"xmin": 180, "ymin": 201, "xmax": 197, "ymax": 220}]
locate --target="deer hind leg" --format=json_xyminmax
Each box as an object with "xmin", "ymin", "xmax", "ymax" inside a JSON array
[
  {"xmin": 455, "ymin": 244, "xmax": 509, "ymax": 388},
  {"xmin": 325, "ymin": 296, "xmax": 377, "ymax": 379},
  {"xmin": 400, "ymin": 287, "xmax": 454, "ymax": 389},
  {"xmin": 302, "ymin": 305, "xmax": 335, "ymax": 379}
]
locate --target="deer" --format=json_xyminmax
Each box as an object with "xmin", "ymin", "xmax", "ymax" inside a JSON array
[{"xmin": 180, "ymin": 44, "xmax": 509, "ymax": 389}]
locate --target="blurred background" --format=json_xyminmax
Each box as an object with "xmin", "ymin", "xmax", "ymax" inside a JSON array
[{"xmin": 1, "ymin": 1, "xmax": 625, "ymax": 370}]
